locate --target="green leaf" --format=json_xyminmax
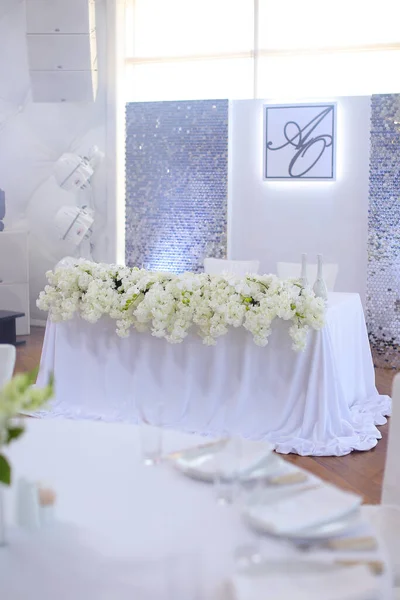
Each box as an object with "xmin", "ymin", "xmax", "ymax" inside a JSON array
[
  {"xmin": 6, "ymin": 426, "xmax": 25, "ymax": 444},
  {"xmin": 0, "ymin": 454, "xmax": 11, "ymax": 486},
  {"xmin": 26, "ymin": 366, "xmax": 39, "ymax": 386},
  {"xmin": 124, "ymin": 294, "xmax": 138, "ymax": 310}
]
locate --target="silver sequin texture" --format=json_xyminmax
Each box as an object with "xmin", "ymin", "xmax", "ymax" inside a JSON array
[
  {"xmin": 125, "ymin": 100, "xmax": 228, "ymax": 273},
  {"xmin": 367, "ymin": 94, "xmax": 400, "ymax": 369}
]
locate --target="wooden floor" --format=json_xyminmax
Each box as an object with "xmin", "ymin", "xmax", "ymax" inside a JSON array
[{"xmin": 15, "ymin": 327, "xmax": 397, "ymax": 505}]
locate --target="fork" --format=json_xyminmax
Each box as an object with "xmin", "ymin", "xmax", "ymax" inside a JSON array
[{"xmin": 296, "ymin": 535, "xmax": 378, "ymax": 553}]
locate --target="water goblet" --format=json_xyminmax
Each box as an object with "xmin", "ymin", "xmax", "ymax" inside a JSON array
[
  {"xmin": 138, "ymin": 399, "xmax": 164, "ymax": 466},
  {"xmin": 213, "ymin": 437, "xmax": 242, "ymax": 506}
]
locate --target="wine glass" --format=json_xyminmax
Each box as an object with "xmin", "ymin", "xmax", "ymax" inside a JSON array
[
  {"xmin": 213, "ymin": 437, "xmax": 242, "ymax": 505},
  {"xmin": 212, "ymin": 436, "xmax": 264, "ymax": 566},
  {"xmin": 137, "ymin": 398, "xmax": 164, "ymax": 466}
]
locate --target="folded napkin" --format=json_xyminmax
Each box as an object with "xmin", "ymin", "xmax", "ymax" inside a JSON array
[
  {"xmin": 246, "ymin": 485, "xmax": 362, "ymax": 534},
  {"xmin": 221, "ymin": 563, "xmax": 379, "ymax": 600}
]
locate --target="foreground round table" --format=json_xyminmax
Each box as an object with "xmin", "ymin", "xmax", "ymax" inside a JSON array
[
  {"xmin": 0, "ymin": 420, "xmax": 393, "ymax": 599},
  {"xmin": 37, "ymin": 293, "xmax": 391, "ymax": 456}
]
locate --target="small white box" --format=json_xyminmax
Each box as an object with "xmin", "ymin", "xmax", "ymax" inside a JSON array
[
  {"xmin": 30, "ymin": 69, "xmax": 98, "ymax": 103},
  {"xmin": 26, "ymin": 0, "xmax": 96, "ymax": 34},
  {"xmin": 27, "ymin": 32, "xmax": 97, "ymax": 71}
]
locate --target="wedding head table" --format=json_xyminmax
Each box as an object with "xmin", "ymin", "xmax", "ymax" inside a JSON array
[
  {"xmin": 36, "ymin": 262, "xmax": 391, "ymax": 457},
  {"xmin": 0, "ymin": 419, "xmax": 394, "ymax": 599}
]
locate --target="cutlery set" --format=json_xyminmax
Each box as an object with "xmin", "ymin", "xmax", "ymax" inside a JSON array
[{"xmin": 168, "ymin": 439, "xmax": 383, "ymax": 578}]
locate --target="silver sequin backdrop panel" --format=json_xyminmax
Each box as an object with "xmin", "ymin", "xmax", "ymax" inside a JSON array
[
  {"xmin": 125, "ymin": 100, "xmax": 228, "ymax": 273},
  {"xmin": 367, "ymin": 94, "xmax": 400, "ymax": 368}
]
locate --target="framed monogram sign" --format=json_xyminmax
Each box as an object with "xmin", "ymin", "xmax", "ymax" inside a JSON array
[{"xmin": 264, "ymin": 103, "xmax": 336, "ymax": 180}]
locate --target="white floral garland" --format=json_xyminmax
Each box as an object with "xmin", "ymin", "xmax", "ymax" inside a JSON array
[{"xmin": 37, "ymin": 260, "xmax": 326, "ymax": 350}]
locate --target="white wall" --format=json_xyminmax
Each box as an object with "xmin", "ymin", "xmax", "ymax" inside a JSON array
[
  {"xmin": 0, "ymin": 4, "xmax": 372, "ymax": 326},
  {"xmin": 0, "ymin": 0, "xmax": 110, "ymax": 322},
  {"xmin": 228, "ymin": 97, "xmax": 371, "ymax": 302}
]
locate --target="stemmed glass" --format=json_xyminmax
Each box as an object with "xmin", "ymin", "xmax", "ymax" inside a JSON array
[
  {"xmin": 137, "ymin": 398, "xmax": 164, "ymax": 466},
  {"xmin": 213, "ymin": 437, "xmax": 242, "ymax": 505},
  {"xmin": 212, "ymin": 436, "xmax": 264, "ymax": 567}
]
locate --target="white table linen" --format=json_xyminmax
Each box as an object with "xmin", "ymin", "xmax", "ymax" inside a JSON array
[
  {"xmin": 0, "ymin": 420, "xmax": 393, "ymax": 599},
  {"xmin": 37, "ymin": 293, "xmax": 390, "ymax": 457}
]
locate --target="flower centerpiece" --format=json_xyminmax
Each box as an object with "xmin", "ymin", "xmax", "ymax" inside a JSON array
[
  {"xmin": 37, "ymin": 260, "xmax": 326, "ymax": 351},
  {"xmin": 0, "ymin": 368, "xmax": 53, "ymax": 546},
  {"xmin": 0, "ymin": 369, "xmax": 54, "ymax": 486}
]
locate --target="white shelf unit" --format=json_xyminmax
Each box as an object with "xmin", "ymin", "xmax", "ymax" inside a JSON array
[
  {"xmin": 0, "ymin": 231, "xmax": 30, "ymax": 335},
  {"xmin": 26, "ymin": 0, "xmax": 98, "ymax": 103},
  {"xmin": 26, "ymin": 0, "xmax": 96, "ymax": 34}
]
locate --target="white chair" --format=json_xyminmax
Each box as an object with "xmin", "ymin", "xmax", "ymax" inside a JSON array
[
  {"xmin": 0, "ymin": 344, "xmax": 16, "ymax": 390},
  {"xmin": 277, "ymin": 261, "xmax": 338, "ymax": 291},
  {"xmin": 204, "ymin": 258, "xmax": 260, "ymax": 277},
  {"xmin": 363, "ymin": 374, "xmax": 400, "ymax": 596}
]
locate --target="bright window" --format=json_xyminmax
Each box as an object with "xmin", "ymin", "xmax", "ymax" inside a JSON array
[{"xmin": 124, "ymin": 0, "xmax": 400, "ymax": 100}]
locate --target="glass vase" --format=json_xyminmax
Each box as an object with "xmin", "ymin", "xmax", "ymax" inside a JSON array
[
  {"xmin": 300, "ymin": 253, "xmax": 308, "ymax": 287},
  {"xmin": 313, "ymin": 254, "xmax": 328, "ymax": 301}
]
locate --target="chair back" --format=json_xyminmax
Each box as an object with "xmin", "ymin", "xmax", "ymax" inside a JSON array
[
  {"xmin": 382, "ymin": 374, "xmax": 400, "ymax": 506},
  {"xmin": 0, "ymin": 344, "xmax": 16, "ymax": 390},
  {"xmin": 204, "ymin": 258, "xmax": 260, "ymax": 277},
  {"xmin": 277, "ymin": 262, "xmax": 338, "ymax": 291}
]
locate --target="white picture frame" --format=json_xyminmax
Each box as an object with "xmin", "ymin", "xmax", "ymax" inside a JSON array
[{"xmin": 264, "ymin": 103, "xmax": 336, "ymax": 180}]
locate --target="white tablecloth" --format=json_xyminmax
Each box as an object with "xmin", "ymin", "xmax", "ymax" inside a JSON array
[
  {"xmin": 0, "ymin": 420, "xmax": 393, "ymax": 599},
  {"xmin": 37, "ymin": 293, "xmax": 391, "ymax": 457}
]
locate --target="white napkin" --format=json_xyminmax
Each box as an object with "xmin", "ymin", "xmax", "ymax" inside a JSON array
[
  {"xmin": 246, "ymin": 485, "xmax": 362, "ymax": 534},
  {"xmin": 222, "ymin": 564, "xmax": 379, "ymax": 600}
]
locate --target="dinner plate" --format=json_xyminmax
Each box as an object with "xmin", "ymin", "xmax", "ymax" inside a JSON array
[
  {"xmin": 242, "ymin": 481, "xmax": 363, "ymax": 541},
  {"xmin": 173, "ymin": 446, "xmax": 280, "ymax": 483},
  {"xmin": 244, "ymin": 506, "xmax": 361, "ymax": 541}
]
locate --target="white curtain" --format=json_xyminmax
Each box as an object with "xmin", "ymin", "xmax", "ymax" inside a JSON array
[{"xmin": 123, "ymin": 0, "xmax": 400, "ymax": 101}]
